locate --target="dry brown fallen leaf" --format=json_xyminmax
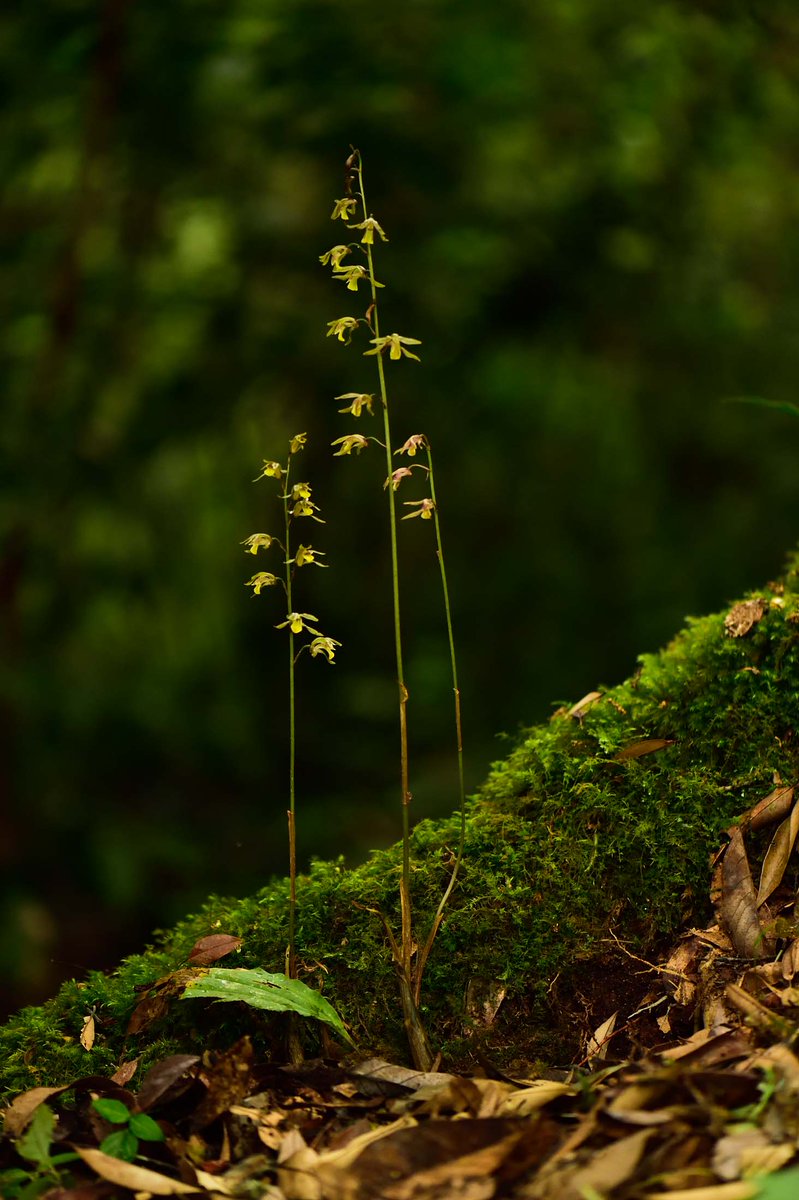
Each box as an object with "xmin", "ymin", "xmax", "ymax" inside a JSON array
[
  {"xmin": 640, "ymin": 1183, "xmax": 759, "ymax": 1200},
  {"xmin": 757, "ymin": 794, "xmax": 799, "ymax": 906},
  {"xmin": 566, "ymin": 691, "xmax": 601, "ymax": 719},
  {"xmin": 615, "ymin": 739, "xmax": 675, "ymax": 761},
  {"xmin": 79, "ymin": 1012, "xmax": 95, "ymax": 1051},
  {"xmin": 586, "ymin": 1010, "xmax": 618, "ymax": 1060},
  {"xmin": 721, "ymin": 827, "xmax": 765, "ymax": 958},
  {"xmin": 1, "ymin": 1084, "xmax": 72, "ymax": 1137},
  {"xmin": 565, "ymin": 1126, "xmax": 655, "ymax": 1200},
  {"xmin": 724, "ymin": 597, "xmax": 766, "ymax": 638},
  {"xmin": 75, "ymin": 1145, "xmax": 202, "ymax": 1194},
  {"xmin": 742, "ymin": 782, "xmax": 795, "ymax": 832},
  {"xmin": 188, "ymin": 933, "xmax": 244, "ymax": 966}
]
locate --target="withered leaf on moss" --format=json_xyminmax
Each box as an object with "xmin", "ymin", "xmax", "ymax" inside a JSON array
[
  {"xmin": 743, "ymin": 783, "xmax": 795, "ymax": 832},
  {"xmin": 721, "ymin": 827, "xmax": 766, "ymax": 959},
  {"xmin": 615, "ymin": 738, "xmax": 674, "ymax": 761},
  {"xmin": 724, "ymin": 597, "xmax": 766, "ymax": 637},
  {"xmin": 188, "ymin": 933, "xmax": 243, "ymax": 966},
  {"xmin": 756, "ymin": 795, "xmax": 799, "ymax": 908}
]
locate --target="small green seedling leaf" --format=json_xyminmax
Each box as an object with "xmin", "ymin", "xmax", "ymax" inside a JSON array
[
  {"xmin": 181, "ymin": 967, "xmax": 353, "ymax": 1044},
  {"xmin": 15, "ymin": 1105, "xmax": 56, "ymax": 1168},
  {"xmin": 128, "ymin": 1112, "xmax": 165, "ymax": 1142},
  {"xmin": 754, "ymin": 1167, "xmax": 799, "ymax": 1199},
  {"xmin": 99, "ymin": 1129, "xmax": 140, "ymax": 1162},
  {"xmin": 3, "ymin": 1174, "xmax": 54, "ymax": 1200},
  {"xmin": 92, "ymin": 1097, "xmax": 131, "ymax": 1124}
]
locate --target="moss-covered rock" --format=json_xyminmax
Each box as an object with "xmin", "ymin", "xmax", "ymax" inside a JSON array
[{"xmin": 3, "ymin": 553, "xmax": 799, "ymax": 1099}]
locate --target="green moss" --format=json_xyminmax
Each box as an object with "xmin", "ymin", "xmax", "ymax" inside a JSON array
[{"xmin": 3, "ymin": 553, "xmax": 799, "ymax": 1098}]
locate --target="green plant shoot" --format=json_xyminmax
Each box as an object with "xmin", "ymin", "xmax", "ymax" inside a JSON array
[
  {"xmin": 323, "ymin": 148, "xmax": 465, "ymax": 1068},
  {"xmin": 243, "ymin": 435, "xmax": 339, "ymax": 985},
  {"xmin": 90, "ymin": 1097, "xmax": 164, "ymax": 1163}
]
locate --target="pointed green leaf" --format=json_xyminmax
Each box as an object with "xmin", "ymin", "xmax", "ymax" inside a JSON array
[
  {"xmin": 180, "ymin": 967, "xmax": 353, "ymax": 1044},
  {"xmin": 15, "ymin": 1105, "xmax": 56, "ymax": 1168},
  {"xmin": 91, "ymin": 1097, "xmax": 131, "ymax": 1124},
  {"xmin": 128, "ymin": 1112, "xmax": 165, "ymax": 1142},
  {"xmin": 99, "ymin": 1128, "xmax": 139, "ymax": 1162}
]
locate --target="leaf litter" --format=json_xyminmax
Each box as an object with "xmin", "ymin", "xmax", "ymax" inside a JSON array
[{"xmin": 9, "ymin": 784, "xmax": 799, "ymax": 1196}]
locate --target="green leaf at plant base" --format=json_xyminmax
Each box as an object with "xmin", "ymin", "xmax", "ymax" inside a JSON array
[
  {"xmin": 15, "ymin": 1105, "xmax": 56, "ymax": 1168},
  {"xmin": 92, "ymin": 1097, "xmax": 131, "ymax": 1124},
  {"xmin": 180, "ymin": 967, "xmax": 353, "ymax": 1044},
  {"xmin": 129, "ymin": 1112, "xmax": 165, "ymax": 1142},
  {"xmin": 3, "ymin": 1173, "xmax": 55, "ymax": 1200},
  {"xmin": 755, "ymin": 1167, "xmax": 799, "ymax": 1200},
  {"xmin": 99, "ymin": 1128, "xmax": 139, "ymax": 1162}
]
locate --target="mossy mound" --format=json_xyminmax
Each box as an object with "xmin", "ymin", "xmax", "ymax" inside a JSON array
[{"xmin": 3, "ymin": 554, "xmax": 799, "ymax": 1099}]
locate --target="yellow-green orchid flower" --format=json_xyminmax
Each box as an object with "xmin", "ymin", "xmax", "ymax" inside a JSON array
[
  {"xmin": 330, "ymin": 197, "xmax": 358, "ymax": 222},
  {"xmin": 276, "ymin": 612, "xmax": 322, "ymax": 635},
  {"xmin": 336, "ymin": 392, "xmax": 375, "ymax": 417},
  {"xmin": 331, "ymin": 434, "xmax": 370, "ymax": 457},
  {"xmin": 246, "ymin": 571, "xmax": 280, "ymax": 594},
  {"xmin": 326, "ymin": 316, "xmax": 360, "ymax": 343},
  {"xmin": 364, "ymin": 333, "xmax": 422, "ymax": 361},
  {"xmin": 347, "ymin": 217, "xmax": 388, "ymax": 245},
  {"xmin": 241, "ymin": 533, "xmax": 275, "ymax": 555}
]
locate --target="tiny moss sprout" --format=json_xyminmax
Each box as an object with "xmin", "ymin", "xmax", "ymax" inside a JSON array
[
  {"xmin": 243, "ymin": 435, "xmax": 339, "ymax": 990},
  {"xmin": 322, "ymin": 147, "xmax": 465, "ymax": 1069}
]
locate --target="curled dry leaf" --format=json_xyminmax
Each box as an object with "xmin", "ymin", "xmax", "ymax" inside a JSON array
[
  {"xmin": 713, "ymin": 1129, "xmax": 795, "ymax": 1182},
  {"xmin": 724, "ymin": 596, "xmax": 766, "ymax": 637},
  {"xmin": 566, "ymin": 691, "xmax": 601, "ymax": 719},
  {"xmin": 720, "ymin": 827, "xmax": 765, "ymax": 958},
  {"xmin": 75, "ymin": 1146, "xmax": 201, "ymax": 1194},
  {"xmin": 742, "ymin": 783, "xmax": 795, "ymax": 832},
  {"xmin": 725, "ymin": 984, "xmax": 797, "ymax": 1040},
  {"xmin": 110, "ymin": 1058, "xmax": 139, "ymax": 1087},
  {"xmin": 756, "ymin": 795, "xmax": 799, "ymax": 907},
  {"xmin": 1, "ymin": 1085, "xmax": 70, "ymax": 1137},
  {"xmin": 568, "ymin": 1127, "xmax": 655, "ymax": 1199},
  {"xmin": 615, "ymin": 738, "xmax": 675, "ymax": 761},
  {"xmin": 587, "ymin": 1010, "xmax": 618, "ymax": 1060},
  {"xmin": 135, "ymin": 1053, "xmax": 200, "ymax": 1111},
  {"xmin": 188, "ymin": 933, "xmax": 244, "ymax": 966},
  {"xmin": 79, "ymin": 1012, "xmax": 95, "ymax": 1051},
  {"xmin": 782, "ymin": 940, "xmax": 799, "ymax": 982}
]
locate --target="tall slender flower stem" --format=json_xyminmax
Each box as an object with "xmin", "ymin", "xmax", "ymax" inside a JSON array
[
  {"xmin": 354, "ymin": 155, "xmax": 432, "ymax": 1069},
  {"xmin": 413, "ymin": 444, "xmax": 466, "ymax": 1003},
  {"xmin": 281, "ymin": 454, "xmax": 297, "ymax": 982}
]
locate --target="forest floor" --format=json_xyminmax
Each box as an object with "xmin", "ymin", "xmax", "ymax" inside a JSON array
[{"xmin": 5, "ymin": 793, "xmax": 799, "ymax": 1200}]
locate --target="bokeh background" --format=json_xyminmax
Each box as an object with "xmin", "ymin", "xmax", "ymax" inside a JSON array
[{"xmin": 3, "ymin": 0, "xmax": 799, "ymax": 1018}]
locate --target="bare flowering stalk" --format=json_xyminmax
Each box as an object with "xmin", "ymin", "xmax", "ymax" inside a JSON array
[
  {"xmin": 243, "ymin": 434, "xmax": 340, "ymax": 991},
  {"xmin": 321, "ymin": 149, "xmax": 464, "ymax": 1069}
]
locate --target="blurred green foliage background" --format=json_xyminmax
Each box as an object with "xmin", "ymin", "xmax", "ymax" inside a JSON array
[{"xmin": 3, "ymin": 0, "xmax": 799, "ymax": 1017}]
